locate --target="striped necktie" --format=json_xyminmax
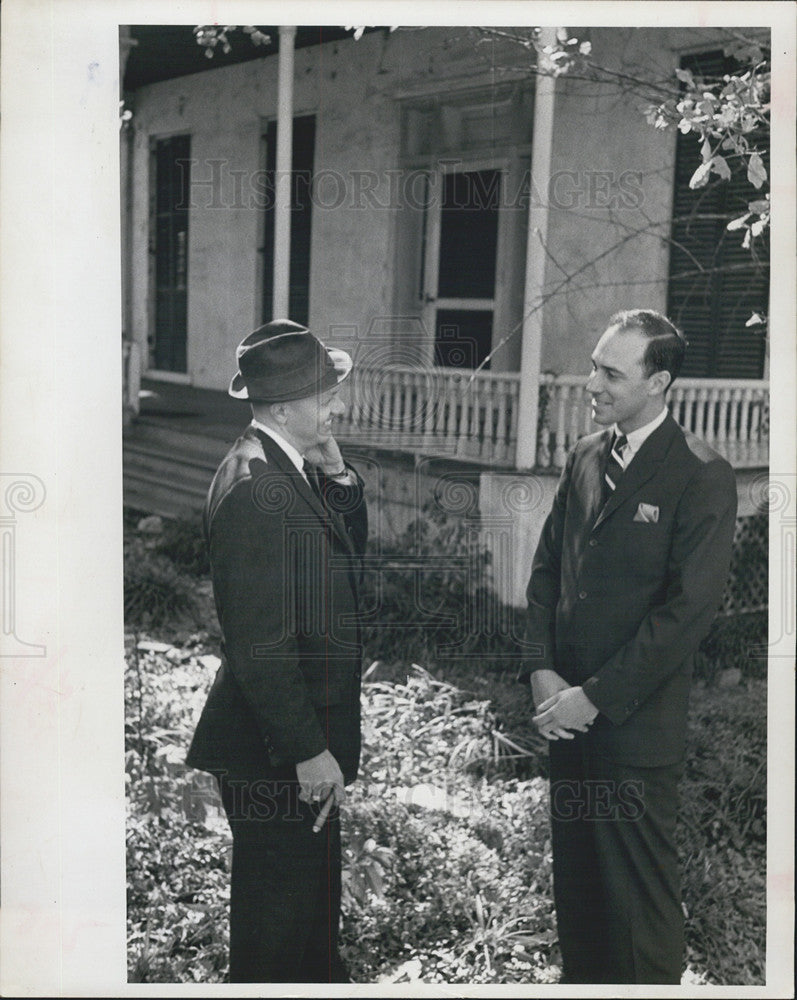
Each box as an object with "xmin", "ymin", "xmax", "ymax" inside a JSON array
[{"xmin": 604, "ymin": 433, "xmax": 628, "ymax": 498}]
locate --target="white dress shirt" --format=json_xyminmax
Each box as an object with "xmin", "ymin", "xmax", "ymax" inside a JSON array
[{"xmin": 614, "ymin": 406, "xmax": 668, "ymax": 468}]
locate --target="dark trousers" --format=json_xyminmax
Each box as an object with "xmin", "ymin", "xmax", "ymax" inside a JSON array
[
  {"xmin": 548, "ymin": 736, "xmax": 684, "ymax": 984},
  {"xmin": 218, "ymin": 776, "xmax": 349, "ymax": 984}
]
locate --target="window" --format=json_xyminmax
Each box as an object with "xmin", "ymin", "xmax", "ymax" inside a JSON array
[
  {"xmin": 150, "ymin": 134, "xmax": 190, "ymax": 372},
  {"xmin": 260, "ymin": 115, "xmax": 316, "ymax": 326},
  {"xmin": 667, "ymin": 50, "xmax": 768, "ymax": 378},
  {"xmin": 395, "ymin": 82, "xmax": 533, "ymax": 371}
]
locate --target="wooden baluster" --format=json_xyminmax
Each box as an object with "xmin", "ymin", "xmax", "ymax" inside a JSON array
[
  {"xmin": 715, "ymin": 387, "xmax": 728, "ymax": 457},
  {"xmin": 685, "ymin": 386, "xmax": 697, "ymax": 434},
  {"xmin": 568, "ymin": 386, "xmax": 580, "ymax": 453},
  {"xmin": 553, "ymin": 383, "xmax": 569, "ymax": 469},
  {"xmin": 703, "ymin": 387, "xmax": 716, "ymax": 444},
  {"xmin": 433, "ymin": 371, "xmax": 448, "ymax": 443},
  {"xmin": 423, "ymin": 370, "xmax": 436, "ymax": 449},
  {"xmin": 495, "ymin": 378, "xmax": 509, "ymax": 464},
  {"xmin": 749, "ymin": 391, "xmax": 762, "ymax": 465},
  {"xmin": 459, "ymin": 376, "xmax": 479, "ymax": 457},
  {"xmin": 727, "ymin": 387, "xmax": 741, "ymax": 464},
  {"xmin": 454, "ymin": 374, "xmax": 469, "ymax": 457},
  {"xmin": 738, "ymin": 387, "xmax": 751, "ymax": 465},
  {"xmin": 472, "ymin": 378, "xmax": 486, "ymax": 461},
  {"xmin": 582, "ymin": 382, "xmax": 592, "ymax": 436},
  {"xmin": 508, "ymin": 378, "xmax": 519, "ymax": 467},
  {"xmin": 668, "ymin": 385, "xmax": 681, "ymax": 426}
]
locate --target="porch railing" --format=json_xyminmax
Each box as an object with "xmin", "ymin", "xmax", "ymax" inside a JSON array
[
  {"xmin": 338, "ymin": 365, "xmax": 519, "ymax": 466},
  {"xmin": 338, "ymin": 365, "xmax": 769, "ymax": 470},
  {"xmin": 538, "ymin": 375, "xmax": 769, "ymax": 470}
]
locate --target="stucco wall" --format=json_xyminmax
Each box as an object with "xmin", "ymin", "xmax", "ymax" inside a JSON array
[
  {"xmin": 128, "ymin": 27, "xmax": 526, "ymax": 388},
  {"xmin": 537, "ymin": 27, "xmax": 681, "ymax": 377}
]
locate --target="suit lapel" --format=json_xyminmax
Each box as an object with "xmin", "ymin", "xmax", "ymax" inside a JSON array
[
  {"xmin": 592, "ymin": 415, "xmax": 679, "ymax": 531},
  {"xmin": 253, "ymin": 429, "xmax": 356, "ymax": 555}
]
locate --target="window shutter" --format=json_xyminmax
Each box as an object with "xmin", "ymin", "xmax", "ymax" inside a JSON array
[{"xmin": 667, "ymin": 50, "xmax": 768, "ymax": 378}]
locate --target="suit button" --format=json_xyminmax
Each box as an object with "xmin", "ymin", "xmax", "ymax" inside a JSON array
[
  {"xmin": 579, "ymin": 591, "xmax": 587, "ymax": 600},
  {"xmin": 589, "ymin": 539, "xmax": 598, "ymax": 547}
]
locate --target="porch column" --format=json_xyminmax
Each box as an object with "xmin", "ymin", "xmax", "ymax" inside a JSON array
[
  {"xmin": 273, "ymin": 25, "xmax": 296, "ymax": 319},
  {"xmin": 515, "ymin": 30, "xmax": 557, "ymax": 469},
  {"xmin": 120, "ymin": 26, "xmax": 140, "ymax": 423}
]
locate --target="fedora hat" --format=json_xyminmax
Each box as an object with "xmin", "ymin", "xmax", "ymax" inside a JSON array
[{"xmin": 228, "ymin": 319, "xmax": 353, "ymax": 402}]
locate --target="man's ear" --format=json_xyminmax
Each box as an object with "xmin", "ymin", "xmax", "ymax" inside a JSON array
[
  {"xmin": 648, "ymin": 369, "xmax": 672, "ymax": 396},
  {"xmin": 269, "ymin": 401, "xmax": 289, "ymax": 426}
]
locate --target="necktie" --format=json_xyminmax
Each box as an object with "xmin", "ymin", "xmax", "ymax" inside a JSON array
[
  {"xmin": 302, "ymin": 459, "xmax": 320, "ymax": 496},
  {"xmin": 604, "ymin": 433, "xmax": 628, "ymax": 498},
  {"xmin": 302, "ymin": 459, "xmax": 323, "ymax": 500}
]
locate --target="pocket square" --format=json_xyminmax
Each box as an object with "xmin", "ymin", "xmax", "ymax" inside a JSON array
[{"xmin": 634, "ymin": 502, "xmax": 659, "ymax": 523}]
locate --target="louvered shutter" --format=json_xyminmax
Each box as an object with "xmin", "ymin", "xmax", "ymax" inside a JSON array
[{"xmin": 667, "ymin": 50, "xmax": 768, "ymax": 378}]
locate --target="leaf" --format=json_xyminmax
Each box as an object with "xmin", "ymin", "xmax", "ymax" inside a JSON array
[
  {"xmin": 726, "ymin": 213, "xmax": 751, "ymax": 232},
  {"xmin": 689, "ymin": 160, "xmax": 713, "ymax": 189},
  {"xmin": 711, "ymin": 155, "xmax": 732, "ymax": 181},
  {"xmin": 675, "ymin": 68, "xmax": 695, "ymax": 88},
  {"xmin": 745, "ymin": 313, "xmax": 764, "ymax": 327},
  {"xmin": 747, "ymin": 153, "xmax": 767, "ymax": 189},
  {"xmin": 555, "ymin": 26, "xmax": 569, "ymax": 43},
  {"xmin": 700, "ymin": 138, "xmax": 712, "ymax": 161},
  {"xmin": 748, "ymin": 199, "xmax": 769, "ymax": 214}
]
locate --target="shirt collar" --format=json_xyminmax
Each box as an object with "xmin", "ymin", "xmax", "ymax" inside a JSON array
[
  {"xmin": 615, "ymin": 406, "xmax": 668, "ymax": 458},
  {"xmin": 251, "ymin": 419, "xmax": 305, "ymax": 475}
]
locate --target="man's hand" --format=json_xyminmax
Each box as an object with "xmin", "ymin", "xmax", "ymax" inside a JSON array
[
  {"xmin": 296, "ymin": 748, "xmax": 345, "ymax": 807},
  {"xmin": 532, "ymin": 686, "xmax": 599, "ymax": 740},
  {"xmin": 304, "ymin": 437, "xmax": 347, "ymax": 478},
  {"xmin": 530, "ymin": 669, "xmax": 571, "ymax": 711}
]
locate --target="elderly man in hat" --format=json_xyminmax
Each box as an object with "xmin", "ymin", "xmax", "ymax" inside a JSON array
[{"xmin": 186, "ymin": 320, "xmax": 367, "ymax": 983}]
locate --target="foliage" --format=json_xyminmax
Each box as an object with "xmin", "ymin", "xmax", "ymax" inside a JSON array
[
  {"xmin": 477, "ymin": 25, "xmax": 771, "ymax": 332},
  {"xmin": 694, "ymin": 610, "xmax": 767, "ymax": 683},
  {"xmin": 126, "ymin": 633, "xmax": 230, "ymax": 982},
  {"xmin": 124, "ymin": 536, "xmax": 197, "ymax": 628},
  {"xmin": 124, "ymin": 516, "xmax": 766, "ymax": 985},
  {"xmin": 486, "ymin": 25, "xmax": 770, "ymax": 249},
  {"xmin": 678, "ymin": 683, "xmax": 767, "ymax": 984},
  {"xmin": 193, "ymin": 25, "xmax": 271, "ymax": 58},
  {"xmin": 360, "ymin": 498, "xmax": 522, "ymax": 670},
  {"xmin": 154, "ymin": 516, "xmax": 210, "ymax": 578}
]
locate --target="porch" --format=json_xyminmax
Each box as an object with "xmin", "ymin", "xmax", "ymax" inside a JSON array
[{"xmin": 123, "ymin": 367, "xmax": 769, "ymax": 518}]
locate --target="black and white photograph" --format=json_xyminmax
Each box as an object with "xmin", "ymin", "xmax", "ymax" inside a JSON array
[{"xmin": 0, "ymin": 2, "xmax": 794, "ymax": 996}]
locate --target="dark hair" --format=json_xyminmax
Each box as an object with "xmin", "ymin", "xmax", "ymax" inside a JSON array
[{"xmin": 607, "ymin": 309, "xmax": 687, "ymax": 388}]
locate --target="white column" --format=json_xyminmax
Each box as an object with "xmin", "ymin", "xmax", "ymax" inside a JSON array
[
  {"xmin": 515, "ymin": 30, "xmax": 557, "ymax": 470},
  {"xmin": 273, "ymin": 26, "xmax": 296, "ymax": 319}
]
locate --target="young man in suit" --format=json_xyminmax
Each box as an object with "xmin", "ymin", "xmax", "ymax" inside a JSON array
[
  {"xmin": 186, "ymin": 320, "xmax": 367, "ymax": 983},
  {"xmin": 522, "ymin": 309, "xmax": 737, "ymax": 983}
]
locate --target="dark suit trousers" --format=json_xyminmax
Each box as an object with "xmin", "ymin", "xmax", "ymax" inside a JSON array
[
  {"xmin": 549, "ymin": 736, "xmax": 684, "ymax": 984},
  {"xmin": 218, "ymin": 776, "xmax": 349, "ymax": 984}
]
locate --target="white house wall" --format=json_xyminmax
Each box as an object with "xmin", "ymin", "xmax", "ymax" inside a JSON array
[
  {"xmin": 537, "ymin": 27, "xmax": 680, "ymax": 377},
  {"xmin": 129, "ymin": 26, "xmax": 696, "ymax": 390}
]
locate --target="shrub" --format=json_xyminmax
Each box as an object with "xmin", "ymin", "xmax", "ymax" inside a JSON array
[
  {"xmin": 155, "ymin": 517, "xmax": 210, "ymax": 578},
  {"xmin": 694, "ymin": 610, "xmax": 768, "ymax": 682},
  {"xmin": 678, "ymin": 682, "xmax": 766, "ymax": 984},
  {"xmin": 124, "ymin": 537, "xmax": 197, "ymax": 628},
  {"xmin": 361, "ymin": 500, "xmax": 523, "ymax": 672}
]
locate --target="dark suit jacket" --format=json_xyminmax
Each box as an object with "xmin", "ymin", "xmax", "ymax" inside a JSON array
[
  {"xmin": 186, "ymin": 426, "xmax": 367, "ymax": 784},
  {"xmin": 523, "ymin": 413, "xmax": 737, "ymax": 766}
]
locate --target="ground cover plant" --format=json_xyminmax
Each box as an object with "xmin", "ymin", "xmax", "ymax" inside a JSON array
[{"xmin": 125, "ymin": 513, "xmax": 766, "ymax": 984}]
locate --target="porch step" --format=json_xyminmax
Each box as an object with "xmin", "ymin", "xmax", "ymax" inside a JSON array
[{"xmin": 123, "ymin": 421, "xmax": 233, "ymax": 518}]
